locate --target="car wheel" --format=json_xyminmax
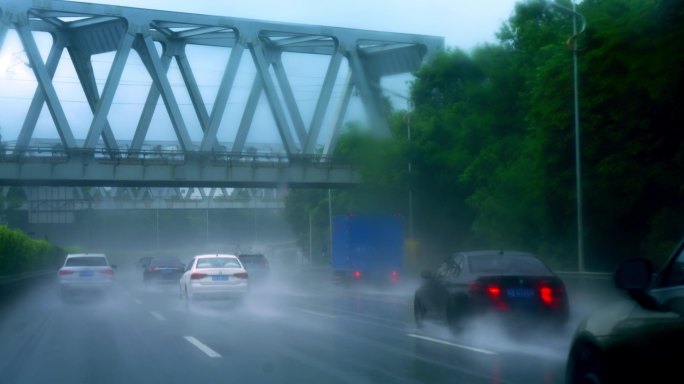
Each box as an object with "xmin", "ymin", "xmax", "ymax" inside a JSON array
[
  {"xmin": 567, "ymin": 342, "xmax": 606, "ymax": 384},
  {"xmin": 446, "ymin": 297, "xmax": 465, "ymax": 332},
  {"xmin": 184, "ymin": 287, "xmax": 193, "ymax": 307},
  {"xmin": 414, "ymin": 295, "xmax": 426, "ymax": 328}
]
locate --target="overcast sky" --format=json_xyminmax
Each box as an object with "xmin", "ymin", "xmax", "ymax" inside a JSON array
[{"xmin": 77, "ymin": 0, "xmax": 520, "ymax": 51}]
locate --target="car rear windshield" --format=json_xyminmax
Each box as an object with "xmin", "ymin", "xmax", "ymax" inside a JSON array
[
  {"xmin": 150, "ymin": 257, "xmax": 184, "ymax": 267},
  {"xmin": 468, "ymin": 254, "xmax": 550, "ymax": 275},
  {"xmin": 65, "ymin": 257, "xmax": 108, "ymax": 267},
  {"xmin": 238, "ymin": 254, "xmax": 267, "ymax": 265},
  {"xmin": 195, "ymin": 257, "xmax": 241, "ymax": 269}
]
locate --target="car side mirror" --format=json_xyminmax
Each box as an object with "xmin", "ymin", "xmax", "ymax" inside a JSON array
[
  {"xmin": 615, "ymin": 258, "xmax": 665, "ymax": 311},
  {"xmin": 615, "ymin": 258, "xmax": 653, "ymax": 290},
  {"xmin": 421, "ymin": 270, "xmax": 434, "ymax": 280}
]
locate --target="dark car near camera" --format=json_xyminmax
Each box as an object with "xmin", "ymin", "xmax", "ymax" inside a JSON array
[
  {"xmin": 143, "ymin": 257, "xmax": 185, "ymax": 284},
  {"xmin": 413, "ymin": 250, "xmax": 569, "ymax": 331},
  {"xmin": 566, "ymin": 239, "xmax": 684, "ymax": 384}
]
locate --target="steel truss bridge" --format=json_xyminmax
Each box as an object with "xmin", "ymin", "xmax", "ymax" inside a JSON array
[
  {"xmin": 0, "ymin": 0, "xmax": 443, "ymax": 188},
  {"xmin": 2, "ymin": 186, "xmax": 285, "ymax": 224}
]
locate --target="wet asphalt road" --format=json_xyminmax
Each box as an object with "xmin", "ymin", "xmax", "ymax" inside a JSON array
[{"xmin": 0, "ymin": 267, "xmax": 613, "ymax": 384}]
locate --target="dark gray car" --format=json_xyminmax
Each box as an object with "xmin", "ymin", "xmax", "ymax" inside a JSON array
[{"xmin": 414, "ymin": 250, "xmax": 569, "ymax": 331}]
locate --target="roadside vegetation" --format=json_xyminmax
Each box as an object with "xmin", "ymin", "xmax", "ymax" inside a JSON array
[
  {"xmin": 0, "ymin": 226, "xmax": 65, "ymax": 275},
  {"xmin": 285, "ymin": 0, "xmax": 684, "ymax": 271}
]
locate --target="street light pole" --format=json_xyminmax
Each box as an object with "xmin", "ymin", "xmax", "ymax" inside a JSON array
[
  {"xmin": 406, "ymin": 104, "xmax": 414, "ymax": 242},
  {"xmin": 548, "ymin": 0, "xmax": 586, "ymax": 272},
  {"xmin": 571, "ymin": 1, "xmax": 585, "ymax": 273},
  {"xmin": 376, "ymin": 85, "xmax": 415, "ymax": 241}
]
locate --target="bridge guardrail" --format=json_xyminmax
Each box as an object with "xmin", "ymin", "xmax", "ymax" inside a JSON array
[
  {"xmin": 557, "ymin": 271, "xmax": 613, "ymax": 280},
  {"xmin": 0, "ymin": 145, "xmax": 356, "ymax": 169}
]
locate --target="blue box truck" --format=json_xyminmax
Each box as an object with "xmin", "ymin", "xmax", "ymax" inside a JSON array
[{"xmin": 331, "ymin": 214, "xmax": 404, "ymax": 285}]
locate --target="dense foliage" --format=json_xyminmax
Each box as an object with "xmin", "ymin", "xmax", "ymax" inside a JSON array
[
  {"xmin": 286, "ymin": 0, "xmax": 684, "ymax": 270},
  {"xmin": 0, "ymin": 226, "xmax": 64, "ymax": 275}
]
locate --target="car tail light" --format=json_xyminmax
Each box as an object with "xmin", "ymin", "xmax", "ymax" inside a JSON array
[
  {"xmin": 353, "ymin": 271, "xmax": 361, "ymax": 279},
  {"xmin": 191, "ymin": 273, "xmax": 208, "ymax": 280},
  {"xmin": 58, "ymin": 269, "xmax": 73, "ymax": 276},
  {"xmin": 233, "ymin": 272, "xmax": 248, "ymax": 279},
  {"xmin": 99, "ymin": 269, "xmax": 114, "ymax": 275},
  {"xmin": 147, "ymin": 267, "xmax": 157, "ymax": 272},
  {"xmin": 540, "ymin": 287, "xmax": 553, "ymax": 304},
  {"xmin": 470, "ymin": 281, "xmax": 508, "ymax": 309},
  {"xmin": 487, "ymin": 285, "xmax": 502, "ymax": 299}
]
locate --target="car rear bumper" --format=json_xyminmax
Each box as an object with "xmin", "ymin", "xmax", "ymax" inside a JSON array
[
  {"xmin": 59, "ymin": 280, "xmax": 113, "ymax": 291},
  {"xmin": 189, "ymin": 281, "xmax": 249, "ymax": 297},
  {"xmin": 145, "ymin": 273, "xmax": 183, "ymax": 283}
]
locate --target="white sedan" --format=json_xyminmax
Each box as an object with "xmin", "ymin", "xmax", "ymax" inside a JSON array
[
  {"xmin": 57, "ymin": 253, "xmax": 115, "ymax": 300},
  {"xmin": 180, "ymin": 254, "xmax": 249, "ymax": 302}
]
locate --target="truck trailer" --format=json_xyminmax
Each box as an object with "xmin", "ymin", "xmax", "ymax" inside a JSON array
[{"xmin": 331, "ymin": 214, "xmax": 404, "ymax": 285}]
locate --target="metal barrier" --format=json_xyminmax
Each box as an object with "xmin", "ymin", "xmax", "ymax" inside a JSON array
[{"xmin": 0, "ymin": 270, "xmax": 54, "ymax": 285}]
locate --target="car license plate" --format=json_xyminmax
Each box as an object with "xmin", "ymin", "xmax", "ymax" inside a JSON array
[
  {"xmin": 507, "ymin": 288, "xmax": 534, "ymax": 298},
  {"xmin": 212, "ymin": 275, "xmax": 229, "ymax": 281},
  {"xmin": 161, "ymin": 269, "xmax": 172, "ymax": 274},
  {"xmin": 79, "ymin": 271, "xmax": 94, "ymax": 277}
]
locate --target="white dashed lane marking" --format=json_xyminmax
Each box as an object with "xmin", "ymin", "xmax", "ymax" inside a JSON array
[
  {"xmin": 150, "ymin": 311, "xmax": 166, "ymax": 321},
  {"xmin": 406, "ymin": 333, "xmax": 497, "ymax": 356},
  {"xmin": 184, "ymin": 336, "xmax": 222, "ymax": 358}
]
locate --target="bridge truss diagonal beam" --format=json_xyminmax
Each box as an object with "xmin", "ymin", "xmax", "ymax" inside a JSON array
[
  {"xmin": 84, "ymin": 30, "xmax": 134, "ymax": 149},
  {"xmin": 15, "ymin": 23, "xmax": 77, "ymax": 149},
  {"xmin": 137, "ymin": 35, "xmax": 194, "ymax": 151}
]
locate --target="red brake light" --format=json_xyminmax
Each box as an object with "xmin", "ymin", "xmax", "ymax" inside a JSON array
[
  {"xmin": 147, "ymin": 267, "xmax": 156, "ymax": 272},
  {"xmin": 487, "ymin": 285, "xmax": 501, "ymax": 298},
  {"xmin": 391, "ymin": 271, "xmax": 398, "ymax": 277},
  {"xmin": 99, "ymin": 269, "xmax": 114, "ymax": 275},
  {"xmin": 191, "ymin": 273, "xmax": 208, "ymax": 280},
  {"xmin": 353, "ymin": 271, "xmax": 361, "ymax": 279},
  {"xmin": 58, "ymin": 269, "xmax": 73, "ymax": 276},
  {"xmin": 233, "ymin": 272, "xmax": 248, "ymax": 279},
  {"xmin": 540, "ymin": 286, "xmax": 553, "ymax": 304}
]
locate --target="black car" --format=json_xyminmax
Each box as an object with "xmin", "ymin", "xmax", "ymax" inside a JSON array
[
  {"xmin": 414, "ymin": 250, "xmax": 569, "ymax": 330},
  {"xmin": 566, "ymin": 240, "xmax": 684, "ymax": 384},
  {"xmin": 143, "ymin": 257, "xmax": 185, "ymax": 284},
  {"xmin": 237, "ymin": 253, "xmax": 270, "ymax": 281}
]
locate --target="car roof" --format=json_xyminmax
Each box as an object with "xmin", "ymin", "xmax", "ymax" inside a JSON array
[
  {"xmin": 457, "ymin": 250, "xmax": 537, "ymax": 258},
  {"xmin": 194, "ymin": 254, "xmax": 238, "ymax": 259},
  {"xmin": 66, "ymin": 253, "xmax": 107, "ymax": 258},
  {"xmin": 457, "ymin": 250, "xmax": 553, "ymax": 276},
  {"xmin": 151, "ymin": 256, "xmax": 180, "ymax": 259}
]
